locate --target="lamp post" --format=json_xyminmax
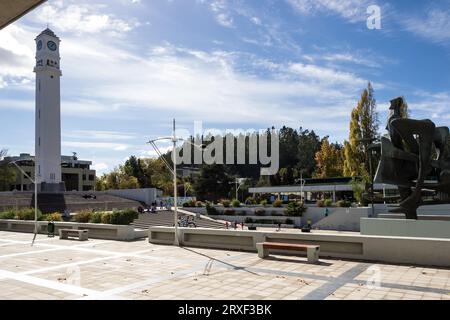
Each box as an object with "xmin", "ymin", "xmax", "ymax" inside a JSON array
[
  {"xmin": 229, "ymin": 178, "xmax": 246, "ymax": 202},
  {"xmin": 295, "ymin": 171, "xmax": 306, "ymax": 202},
  {"xmin": 359, "ymin": 137, "xmax": 378, "ymax": 217},
  {"xmin": 184, "ymin": 182, "xmax": 191, "ymax": 199},
  {"xmin": 147, "ymin": 119, "xmax": 205, "ymax": 246},
  {"xmin": 6, "ymin": 159, "xmax": 39, "ymax": 246}
]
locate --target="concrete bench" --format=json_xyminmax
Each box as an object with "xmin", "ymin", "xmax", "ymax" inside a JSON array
[
  {"xmin": 256, "ymin": 242, "xmax": 320, "ymax": 264},
  {"xmin": 59, "ymin": 229, "xmax": 89, "ymax": 241}
]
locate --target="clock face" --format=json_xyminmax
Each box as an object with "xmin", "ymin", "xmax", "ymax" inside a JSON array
[
  {"xmin": 37, "ymin": 40, "xmax": 42, "ymax": 51},
  {"xmin": 47, "ymin": 40, "xmax": 57, "ymax": 51}
]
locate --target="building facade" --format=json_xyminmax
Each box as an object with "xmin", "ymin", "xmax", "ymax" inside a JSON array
[{"xmin": 4, "ymin": 154, "xmax": 96, "ymax": 192}]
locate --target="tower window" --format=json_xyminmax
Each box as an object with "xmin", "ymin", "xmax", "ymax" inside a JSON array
[{"xmin": 50, "ymin": 75, "xmax": 54, "ymax": 79}]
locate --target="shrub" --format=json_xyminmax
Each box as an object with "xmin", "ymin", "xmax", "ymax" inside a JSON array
[
  {"xmin": 285, "ymin": 202, "xmax": 307, "ymax": 217},
  {"xmin": 254, "ymin": 208, "xmax": 265, "ymax": 216},
  {"xmin": 223, "ymin": 209, "xmax": 236, "ymax": 216},
  {"xmin": 231, "ymin": 199, "xmax": 240, "ymax": 208},
  {"xmin": 285, "ymin": 218, "xmax": 294, "ymax": 225},
  {"xmin": 109, "ymin": 209, "xmax": 139, "ymax": 225},
  {"xmin": 16, "ymin": 208, "xmax": 42, "ymax": 221},
  {"xmin": 43, "ymin": 212, "xmax": 62, "ymax": 221},
  {"xmin": 260, "ymin": 199, "xmax": 268, "ymax": 207},
  {"xmin": 73, "ymin": 210, "xmax": 92, "ymax": 223},
  {"xmin": 221, "ymin": 199, "xmax": 231, "ymax": 208},
  {"xmin": 245, "ymin": 197, "xmax": 256, "ymax": 205},
  {"xmin": 336, "ymin": 200, "xmax": 351, "ymax": 208},
  {"xmin": 272, "ymin": 200, "xmax": 283, "ymax": 208},
  {"xmin": 0, "ymin": 209, "xmax": 16, "ymax": 220},
  {"xmin": 101, "ymin": 212, "xmax": 112, "ymax": 224},
  {"xmin": 195, "ymin": 201, "xmax": 204, "ymax": 207},
  {"xmin": 182, "ymin": 200, "xmax": 197, "ymax": 207},
  {"xmin": 324, "ymin": 199, "xmax": 333, "ymax": 207},
  {"xmin": 316, "ymin": 200, "xmax": 325, "ymax": 207},
  {"xmin": 89, "ymin": 212, "xmax": 103, "ymax": 223}
]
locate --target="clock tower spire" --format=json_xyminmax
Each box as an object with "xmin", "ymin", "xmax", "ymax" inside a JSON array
[{"xmin": 34, "ymin": 28, "xmax": 65, "ymax": 192}]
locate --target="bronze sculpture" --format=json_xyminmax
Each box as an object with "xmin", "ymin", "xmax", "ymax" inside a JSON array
[{"xmin": 374, "ymin": 97, "xmax": 450, "ymax": 219}]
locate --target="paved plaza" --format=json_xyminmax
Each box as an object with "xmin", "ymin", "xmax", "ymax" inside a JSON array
[{"xmin": 0, "ymin": 231, "xmax": 450, "ymax": 300}]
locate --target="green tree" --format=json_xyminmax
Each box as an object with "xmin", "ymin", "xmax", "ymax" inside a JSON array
[
  {"xmin": 123, "ymin": 156, "xmax": 148, "ymax": 187},
  {"xmin": 95, "ymin": 175, "xmax": 107, "ymax": 191},
  {"xmin": 118, "ymin": 175, "xmax": 140, "ymax": 189},
  {"xmin": 314, "ymin": 138, "xmax": 344, "ymax": 178},
  {"xmin": 0, "ymin": 149, "xmax": 16, "ymax": 191},
  {"xmin": 296, "ymin": 128, "xmax": 322, "ymax": 178},
  {"xmin": 343, "ymin": 82, "xmax": 379, "ymax": 177},
  {"xmin": 193, "ymin": 164, "xmax": 232, "ymax": 201}
]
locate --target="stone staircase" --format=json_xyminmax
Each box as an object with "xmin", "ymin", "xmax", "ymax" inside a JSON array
[{"xmin": 131, "ymin": 211, "xmax": 226, "ymax": 230}]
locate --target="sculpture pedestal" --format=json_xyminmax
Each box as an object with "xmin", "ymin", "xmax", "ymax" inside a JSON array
[
  {"xmin": 361, "ymin": 218, "xmax": 450, "ymax": 239},
  {"xmin": 38, "ymin": 182, "xmax": 66, "ymax": 193}
]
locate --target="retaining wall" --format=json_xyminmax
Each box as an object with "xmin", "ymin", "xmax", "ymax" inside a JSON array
[
  {"xmin": 0, "ymin": 220, "xmax": 143, "ymax": 241},
  {"xmin": 148, "ymin": 226, "xmax": 450, "ymax": 267}
]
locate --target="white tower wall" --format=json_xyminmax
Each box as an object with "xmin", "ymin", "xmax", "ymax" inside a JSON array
[{"xmin": 34, "ymin": 28, "xmax": 64, "ymax": 192}]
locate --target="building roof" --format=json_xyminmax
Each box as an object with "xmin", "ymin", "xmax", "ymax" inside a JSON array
[
  {"xmin": 3, "ymin": 154, "xmax": 92, "ymax": 166},
  {"xmin": 249, "ymin": 183, "xmax": 398, "ymax": 194},
  {"xmin": 0, "ymin": 0, "xmax": 46, "ymax": 30},
  {"xmin": 38, "ymin": 27, "xmax": 57, "ymax": 38}
]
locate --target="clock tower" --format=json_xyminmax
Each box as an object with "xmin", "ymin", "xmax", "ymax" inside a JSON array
[{"xmin": 34, "ymin": 28, "xmax": 65, "ymax": 192}]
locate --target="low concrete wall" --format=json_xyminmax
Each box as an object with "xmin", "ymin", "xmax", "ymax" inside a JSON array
[
  {"xmin": 186, "ymin": 207, "xmax": 371, "ymax": 231},
  {"xmin": 0, "ymin": 220, "xmax": 144, "ymax": 241},
  {"xmin": 361, "ymin": 218, "xmax": 450, "ymax": 239},
  {"xmin": 206, "ymin": 215, "xmax": 301, "ymax": 227},
  {"xmin": 378, "ymin": 214, "xmax": 450, "ymax": 221},
  {"xmin": 148, "ymin": 226, "xmax": 450, "ymax": 267},
  {"xmin": 309, "ymin": 208, "xmax": 369, "ymax": 232},
  {"xmin": 107, "ymin": 188, "xmax": 162, "ymax": 205},
  {"xmin": 375, "ymin": 204, "xmax": 450, "ymax": 217}
]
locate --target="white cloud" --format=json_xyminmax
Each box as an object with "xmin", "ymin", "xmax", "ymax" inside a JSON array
[
  {"xmin": 0, "ymin": 25, "xmax": 35, "ymax": 88},
  {"xmin": 209, "ymin": 0, "xmax": 234, "ymax": 28},
  {"xmin": 91, "ymin": 162, "xmax": 108, "ymax": 171},
  {"xmin": 63, "ymin": 130, "xmax": 136, "ymax": 141},
  {"xmin": 407, "ymin": 91, "xmax": 450, "ymax": 122},
  {"xmin": 288, "ymin": 63, "xmax": 367, "ymax": 87},
  {"xmin": 36, "ymin": 2, "xmax": 140, "ymax": 35},
  {"xmin": 287, "ymin": 0, "xmax": 376, "ymax": 22},
  {"xmin": 250, "ymin": 17, "xmax": 261, "ymax": 25},
  {"xmin": 403, "ymin": 9, "xmax": 450, "ymax": 44},
  {"xmin": 62, "ymin": 141, "xmax": 130, "ymax": 151},
  {"xmin": 1, "ymin": 22, "xmax": 373, "ymax": 134},
  {"xmin": 0, "ymin": 99, "xmax": 34, "ymax": 111},
  {"xmin": 321, "ymin": 53, "xmax": 380, "ymax": 68}
]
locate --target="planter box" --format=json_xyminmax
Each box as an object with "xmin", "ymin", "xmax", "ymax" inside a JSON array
[{"xmin": 0, "ymin": 219, "xmax": 143, "ymax": 241}]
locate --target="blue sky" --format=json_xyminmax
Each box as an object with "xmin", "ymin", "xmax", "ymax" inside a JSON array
[{"xmin": 0, "ymin": 0, "xmax": 449, "ymax": 174}]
